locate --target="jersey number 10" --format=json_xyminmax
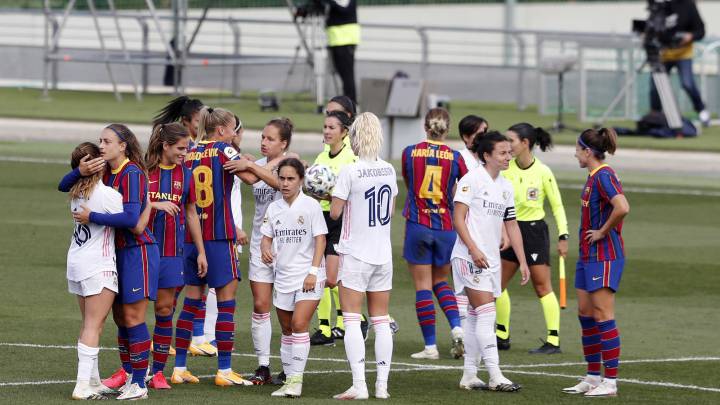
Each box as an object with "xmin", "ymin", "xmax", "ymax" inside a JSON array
[{"xmin": 364, "ymin": 185, "xmax": 392, "ymax": 227}]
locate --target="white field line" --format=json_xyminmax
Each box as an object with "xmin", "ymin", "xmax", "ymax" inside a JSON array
[
  {"xmin": 2, "ymin": 155, "xmax": 719, "ymax": 197},
  {"xmin": 2, "ymin": 342, "xmax": 720, "ymax": 393}
]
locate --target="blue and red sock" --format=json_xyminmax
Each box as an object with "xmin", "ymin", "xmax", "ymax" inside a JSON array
[
  {"xmin": 117, "ymin": 327, "xmax": 132, "ymax": 374},
  {"xmin": 415, "ymin": 290, "xmax": 436, "ymax": 346},
  {"xmin": 127, "ymin": 323, "xmax": 151, "ymax": 387},
  {"xmin": 598, "ymin": 319, "xmax": 620, "ymax": 379},
  {"xmin": 151, "ymin": 314, "xmax": 174, "ymax": 374},
  {"xmin": 433, "ymin": 281, "xmax": 461, "ymax": 330},
  {"xmin": 216, "ymin": 299, "xmax": 236, "ymax": 370},
  {"xmin": 579, "ymin": 315, "xmax": 602, "ymax": 377},
  {"xmin": 192, "ymin": 294, "xmax": 207, "ymax": 339},
  {"xmin": 174, "ymin": 297, "xmax": 201, "ymax": 368}
]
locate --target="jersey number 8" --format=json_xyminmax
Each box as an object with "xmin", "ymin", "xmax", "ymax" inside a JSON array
[
  {"xmin": 364, "ymin": 185, "xmax": 392, "ymax": 227},
  {"xmin": 193, "ymin": 166, "xmax": 214, "ymax": 208}
]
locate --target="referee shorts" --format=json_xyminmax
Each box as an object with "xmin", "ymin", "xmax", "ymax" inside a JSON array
[{"xmin": 500, "ymin": 220, "xmax": 550, "ymax": 266}]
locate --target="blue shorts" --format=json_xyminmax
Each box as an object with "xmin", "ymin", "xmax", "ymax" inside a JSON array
[
  {"xmin": 575, "ymin": 259, "xmax": 625, "ymax": 293},
  {"xmin": 184, "ymin": 240, "xmax": 240, "ymax": 289},
  {"xmin": 117, "ymin": 244, "xmax": 159, "ymax": 304},
  {"xmin": 402, "ymin": 221, "xmax": 457, "ymax": 267},
  {"xmin": 158, "ymin": 256, "xmax": 184, "ymax": 289}
]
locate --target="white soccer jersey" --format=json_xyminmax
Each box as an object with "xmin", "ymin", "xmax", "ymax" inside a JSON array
[
  {"xmin": 451, "ymin": 167, "xmax": 516, "ymax": 272},
  {"xmin": 459, "ymin": 147, "xmax": 480, "ymax": 171},
  {"xmin": 67, "ymin": 181, "xmax": 123, "ymax": 282},
  {"xmin": 260, "ymin": 192, "xmax": 328, "ymax": 293},
  {"xmin": 250, "ymin": 157, "xmax": 282, "ymax": 264},
  {"xmin": 333, "ymin": 159, "xmax": 398, "ymax": 265},
  {"xmin": 231, "ymin": 176, "xmax": 243, "ymax": 253}
]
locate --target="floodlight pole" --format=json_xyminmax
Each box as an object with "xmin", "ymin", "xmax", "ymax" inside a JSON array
[{"xmin": 503, "ymin": 0, "xmax": 516, "ymax": 66}]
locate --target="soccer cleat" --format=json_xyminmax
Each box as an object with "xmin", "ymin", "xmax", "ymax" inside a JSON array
[
  {"xmin": 170, "ymin": 369, "xmax": 200, "ymax": 384},
  {"xmin": 410, "ymin": 347, "xmax": 440, "ymax": 360},
  {"xmin": 584, "ymin": 380, "xmax": 617, "ymax": 397},
  {"xmin": 278, "ymin": 375, "xmax": 303, "ymax": 398},
  {"xmin": 215, "ymin": 370, "xmax": 253, "ymax": 387},
  {"xmin": 90, "ymin": 382, "xmax": 116, "ymax": 396},
  {"xmin": 249, "ymin": 365, "xmax": 273, "ymax": 385},
  {"xmin": 117, "ymin": 377, "xmax": 133, "ymax": 395},
  {"xmin": 699, "ymin": 110, "xmax": 711, "ymax": 128},
  {"xmin": 72, "ymin": 383, "xmax": 108, "ymax": 400},
  {"xmin": 272, "ymin": 371, "xmax": 287, "ymax": 386},
  {"xmin": 562, "ymin": 377, "xmax": 600, "ymax": 394},
  {"xmin": 189, "ymin": 342, "xmax": 217, "ymax": 357},
  {"xmin": 488, "ymin": 376, "xmax": 521, "ymax": 392},
  {"xmin": 496, "ymin": 336, "xmax": 511, "ymax": 351},
  {"xmin": 450, "ymin": 328, "xmax": 465, "ymax": 359},
  {"xmin": 375, "ymin": 382, "xmax": 390, "ymax": 399},
  {"xmin": 528, "ymin": 340, "xmax": 562, "ymax": 355},
  {"xmin": 116, "ymin": 383, "xmax": 148, "ymax": 400},
  {"xmin": 310, "ymin": 329, "xmax": 335, "ymax": 346},
  {"xmin": 270, "ymin": 383, "xmax": 289, "ymax": 397},
  {"xmin": 389, "ymin": 316, "xmax": 399, "ymax": 335},
  {"xmin": 459, "ymin": 375, "xmax": 487, "ymax": 390},
  {"xmin": 101, "ymin": 368, "xmax": 129, "ymax": 390},
  {"xmin": 331, "ymin": 327, "xmax": 346, "ymax": 340},
  {"xmin": 333, "ymin": 385, "xmax": 369, "ymax": 400},
  {"xmin": 360, "ymin": 316, "xmax": 370, "ymax": 342},
  {"xmin": 147, "ymin": 371, "xmax": 171, "ymax": 390}
]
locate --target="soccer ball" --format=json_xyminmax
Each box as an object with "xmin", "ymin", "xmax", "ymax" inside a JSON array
[{"xmin": 304, "ymin": 164, "xmax": 336, "ymax": 197}]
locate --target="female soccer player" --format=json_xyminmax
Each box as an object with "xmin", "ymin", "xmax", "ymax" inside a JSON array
[
  {"xmin": 66, "ymin": 142, "xmax": 123, "ymax": 400},
  {"xmin": 153, "ymin": 95, "xmax": 204, "ymax": 146},
  {"xmin": 562, "ymin": 128, "xmax": 628, "ymax": 397},
  {"xmin": 258, "ymin": 158, "xmax": 328, "ymax": 398},
  {"xmin": 309, "ymin": 110, "xmax": 357, "ymax": 346},
  {"xmin": 457, "ymin": 115, "xmax": 488, "ymax": 170},
  {"xmin": 178, "ymin": 106, "xmax": 252, "ymax": 387},
  {"xmin": 401, "ymin": 108, "xmax": 467, "ymax": 360},
  {"xmin": 496, "ymin": 123, "xmax": 568, "ymax": 354},
  {"xmin": 330, "ymin": 112, "xmax": 398, "ymax": 400},
  {"xmin": 61, "ymin": 124, "xmax": 160, "ymax": 400},
  {"xmin": 223, "ymin": 117, "xmax": 296, "ymax": 385},
  {"xmin": 144, "ymin": 123, "xmax": 208, "ymax": 388},
  {"xmin": 451, "ymin": 131, "xmax": 529, "ymax": 392}
]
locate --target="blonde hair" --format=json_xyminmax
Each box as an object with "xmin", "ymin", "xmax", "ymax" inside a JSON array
[
  {"xmin": 69, "ymin": 142, "xmax": 104, "ymax": 200},
  {"xmin": 424, "ymin": 107, "xmax": 450, "ymax": 140},
  {"xmin": 197, "ymin": 106, "xmax": 235, "ymax": 141},
  {"xmin": 350, "ymin": 112, "xmax": 383, "ymax": 161}
]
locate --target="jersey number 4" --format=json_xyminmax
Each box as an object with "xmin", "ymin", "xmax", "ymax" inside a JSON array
[
  {"xmin": 193, "ymin": 166, "xmax": 214, "ymax": 208},
  {"xmin": 364, "ymin": 185, "xmax": 392, "ymax": 227},
  {"xmin": 418, "ymin": 165, "xmax": 443, "ymax": 204}
]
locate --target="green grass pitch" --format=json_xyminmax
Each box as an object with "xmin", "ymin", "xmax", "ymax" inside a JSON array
[{"xmin": 0, "ymin": 142, "xmax": 718, "ymax": 404}]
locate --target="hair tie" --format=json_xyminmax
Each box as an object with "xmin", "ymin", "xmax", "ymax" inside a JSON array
[
  {"xmin": 207, "ymin": 107, "xmax": 214, "ymax": 114},
  {"xmin": 577, "ymin": 135, "xmax": 600, "ymax": 155},
  {"xmin": 106, "ymin": 125, "xmax": 127, "ymax": 142}
]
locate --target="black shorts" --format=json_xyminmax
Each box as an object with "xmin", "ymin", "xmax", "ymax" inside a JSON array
[
  {"xmin": 500, "ymin": 220, "xmax": 550, "ymax": 266},
  {"xmin": 324, "ymin": 211, "xmax": 342, "ymax": 256}
]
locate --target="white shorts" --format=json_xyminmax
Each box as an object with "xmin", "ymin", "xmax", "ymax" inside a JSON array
[
  {"xmin": 68, "ymin": 271, "xmax": 118, "ymax": 297},
  {"xmin": 273, "ymin": 280, "xmax": 325, "ymax": 311},
  {"xmin": 249, "ymin": 259, "xmax": 274, "ymax": 283},
  {"xmin": 338, "ymin": 254, "xmax": 393, "ymax": 293},
  {"xmin": 451, "ymin": 258, "xmax": 501, "ymax": 298}
]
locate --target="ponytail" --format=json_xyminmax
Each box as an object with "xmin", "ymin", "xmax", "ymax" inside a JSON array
[
  {"xmin": 507, "ymin": 122, "xmax": 553, "ymax": 152},
  {"xmin": 152, "ymin": 95, "xmax": 204, "ymax": 127},
  {"xmin": 578, "ymin": 127, "xmax": 618, "ymax": 160},
  {"xmin": 266, "ymin": 117, "xmax": 294, "ymax": 149},
  {"xmin": 145, "ymin": 122, "xmax": 189, "ymax": 173}
]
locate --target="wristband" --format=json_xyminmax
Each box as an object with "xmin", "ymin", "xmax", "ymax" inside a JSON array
[
  {"xmin": 308, "ymin": 266, "xmax": 319, "ymax": 276},
  {"xmin": 559, "ymin": 234, "xmax": 569, "ymax": 241}
]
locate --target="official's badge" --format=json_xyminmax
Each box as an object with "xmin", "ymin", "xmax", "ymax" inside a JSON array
[{"xmin": 527, "ymin": 187, "xmax": 538, "ymax": 201}]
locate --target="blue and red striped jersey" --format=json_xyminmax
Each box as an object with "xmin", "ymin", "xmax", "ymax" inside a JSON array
[
  {"xmin": 184, "ymin": 140, "xmax": 240, "ymax": 241},
  {"xmin": 148, "ymin": 164, "xmax": 194, "ymax": 257},
  {"xmin": 579, "ymin": 164, "xmax": 625, "ymax": 262},
  {"xmin": 401, "ymin": 140, "xmax": 468, "ymax": 230},
  {"xmin": 103, "ymin": 159, "xmax": 156, "ymax": 249}
]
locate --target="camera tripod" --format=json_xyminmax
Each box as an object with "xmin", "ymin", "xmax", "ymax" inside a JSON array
[{"xmin": 596, "ymin": 56, "xmax": 683, "ymax": 130}]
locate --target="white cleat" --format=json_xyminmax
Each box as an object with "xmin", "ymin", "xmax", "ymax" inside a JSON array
[
  {"xmin": 91, "ymin": 382, "xmax": 117, "ymax": 396},
  {"xmin": 117, "ymin": 377, "xmax": 132, "ymax": 395},
  {"xmin": 410, "ymin": 347, "xmax": 439, "ymax": 360},
  {"xmin": 282, "ymin": 376, "xmax": 303, "ymax": 398},
  {"xmin": 450, "ymin": 327, "xmax": 464, "ymax": 359},
  {"xmin": 584, "ymin": 380, "xmax": 617, "ymax": 397},
  {"xmin": 459, "ymin": 375, "xmax": 487, "ymax": 390},
  {"xmin": 488, "ymin": 375, "xmax": 521, "ymax": 392},
  {"xmin": 270, "ymin": 384, "xmax": 288, "ymax": 397},
  {"xmin": 375, "ymin": 383, "xmax": 389, "ymax": 399},
  {"xmin": 71, "ymin": 383, "xmax": 108, "ymax": 400},
  {"xmin": 562, "ymin": 376, "xmax": 600, "ymax": 394},
  {"xmin": 333, "ymin": 385, "xmax": 369, "ymax": 400},
  {"xmin": 116, "ymin": 383, "xmax": 148, "ymax": 400}
]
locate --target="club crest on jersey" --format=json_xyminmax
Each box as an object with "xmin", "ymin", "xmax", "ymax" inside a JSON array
[
  {"xmin": 297, "ymin": 216, "xmax": 304, "ymax": 225},
  {"xmin": 173, "ymin": 180, "xmax": 182, "ymax": 190},
  {"xmin": 584, "ymin": 187, "xmax": 591, "ymax": 196},
  {"xmin": 502, "ymin": 191, "xmax": 509, "ymax": 200},
  {"xmin": 527, "ymin": 187, "xmax": 538, "ymax": 201}
]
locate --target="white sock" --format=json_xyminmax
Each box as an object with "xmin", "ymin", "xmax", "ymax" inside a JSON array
[
  {"xmin": 204, "ymin": 288, "xmax": 218, "ymax": 342},
  {"xmin": 280, "ymin": 334, "xmax": 293, "ymax": 376},
  {"xmin": 90, "ymin": 353, "xmax": 101, "ymax": 386},
  {"xmin": 251, "ymin": 312, "xmax": 272, "ymax": 367},
  {"xmin": 191, "ymin": 335, "xmax": 205, "ymax": 345},
  {"xmin": 457, "ymin": 295, "xmax": 469, "ymax": 329},
  {"xmin": 77, "ymin": 342, "xmax": 98, "ymax": 383},
  {"xmin": 475, "ymin": 303, "xmax": 502, "ymax": 380},
  {"xmin": 343, "ymin": 313, "xmax": 366, "ymax": 389},
  {"xmin": 291, "ymin": 332, "xmax": 310, "ymax": 378},
  {"xmin": 174, "ymin": 366, "xmax": 187, "ymax": 373},
  {"xmin": 425, "ymin": 344, "xmax": 437, "ymax": 351},
  {"xmin": 463, "ymin": 306, "xmax": 478, "ymax": 378},
  {"xmin": 603, "ymin": 378, "xmax": 617, "ymax": 387},
  {"xmin": 371, "ymin": 316, "xmax": 393, "ymax": 385}
]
